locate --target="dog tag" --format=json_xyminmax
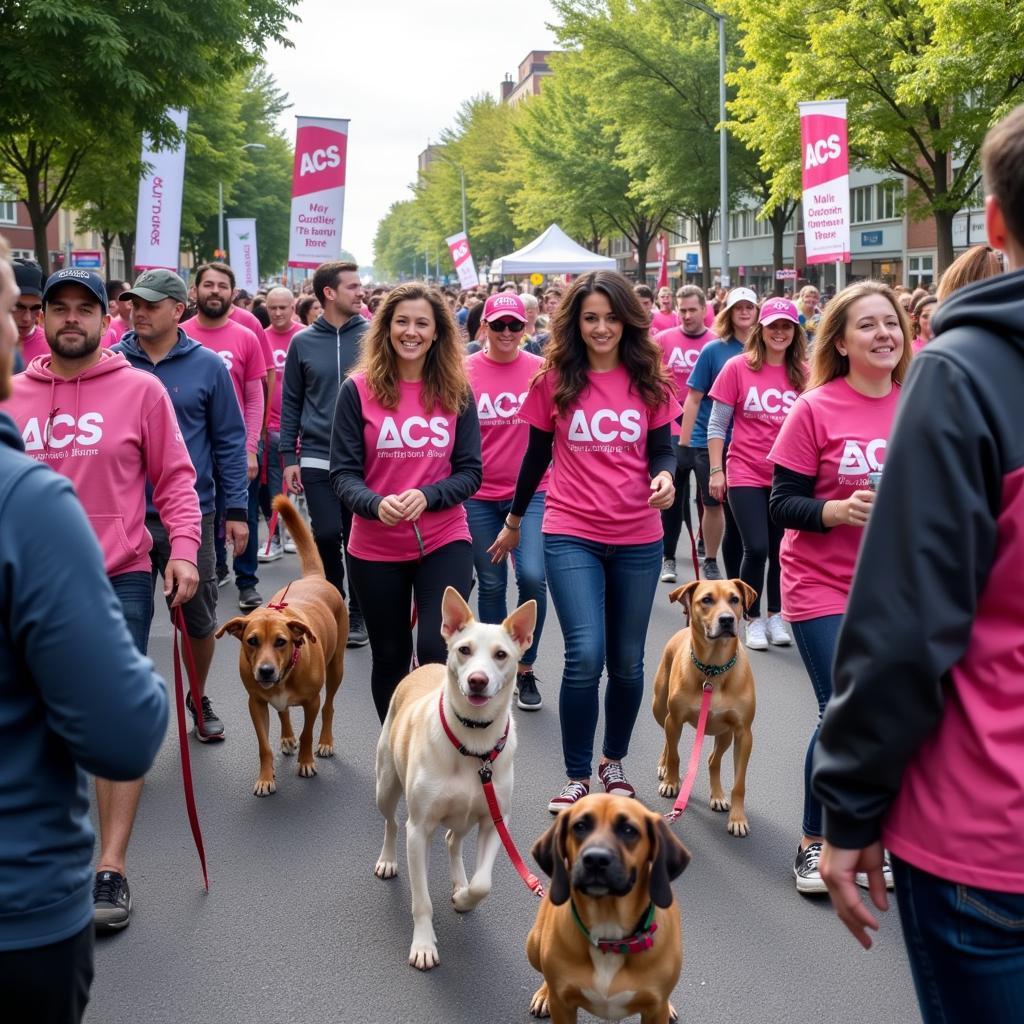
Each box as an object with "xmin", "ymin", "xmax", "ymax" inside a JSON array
[{"xmin": 478, "ymin": 765, "xmax": 493, "ymax": 784}]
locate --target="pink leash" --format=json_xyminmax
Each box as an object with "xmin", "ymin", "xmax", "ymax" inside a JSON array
[{"xmin": 664, "ymin": 682, "xmax": 714, "ymax": 824}]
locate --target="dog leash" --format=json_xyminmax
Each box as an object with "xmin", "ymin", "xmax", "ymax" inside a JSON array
[
  {"xmin": 683, "ymin": 516, "xmax": 700, "ymax": 582},
  {"xmin": 438, "ymin": 692, "xmax": 544, "ymax": 898},
  {"xmin": 171, "ymin": 606, "xmax": 210, "ymax": 890}
]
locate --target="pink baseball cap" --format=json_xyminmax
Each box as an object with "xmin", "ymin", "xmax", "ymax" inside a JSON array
[
  {"xmin": 758, "ymin": 298, "xmax": 800, "ymax": 326},
  {"xmin": 482, "ymin": 293, "xmax": 526, "ymax": 323}
]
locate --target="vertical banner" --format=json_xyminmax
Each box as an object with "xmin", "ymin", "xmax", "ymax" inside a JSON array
[
  {"xmin": 445, "ymin": 231, "xmax": 478, "ymax": 290},
  {"xmin": 227, "ymin": 218, "xmax": 259, "ymax": 293},
  {"xmin": 799, "ymin": 99, "xmax": 851, "ymax": 264},
  {"xmin": 288, "ymin": 117, "xmax": 349, "ymax": 269},
  {"xmin": 134, "ymin": 108, "xmax": 189, "ymax": 271},
  {"xmin": 655, "ymin": 234, "xmax": 668, "ymax": 289}
]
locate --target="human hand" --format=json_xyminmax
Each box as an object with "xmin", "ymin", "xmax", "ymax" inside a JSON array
[
  {"xmin": 225, "ymin": 520, "xmax": 250, "ymax": 556},
  {"xmin": 820, "ymin": 841, "xmax": 889, "ymax": 950},
  {"xmin": 247, "ymin": 450, "xmax": 259, "ymax": 481},
  {"xmin": 283, "ymin": 465, "xmax": 303, "ymax": 494},
  {"xmin": 396, "ymin": 488, "xmax": 428, "ymax": 522},
  {"xmin": 836, "ymin": 489, "xmax": 875, "ymax": 527},
  {"xmin": 648, "ymin": 472, "xmax": 676, "ymax": 509},
  {"xmin": 708, "ymin": 473, "xmax": 727, "ymax": 502},
  {"xmin": 164, "ymin": 559, "xmax": 199, "ymax": 608},
  {"xmin": 378, "ymin": 494, "xmax": 405, "ymax": 526},
  {"xmin": 487, "ymin": 525, "xmax": 519, "ymax": 564}
]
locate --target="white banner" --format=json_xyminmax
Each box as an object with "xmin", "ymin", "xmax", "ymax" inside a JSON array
[
  {"xmin": 799, "ymin": 99, "xmax": 851, "ymax": 264},
  {"xmin": 445, "ymin": 231, "xmax": 478, "ymax": 290},
  {"xmin": 288, "ymin": 117, "xmax": 349, "ymax": 268},
  {"xmin": 134, "ymin": 108, "xmax": 189, "ymax": 271},
  {"xmin": 227, "ymin": 218, "xmax": 259, "ymax": 293}
]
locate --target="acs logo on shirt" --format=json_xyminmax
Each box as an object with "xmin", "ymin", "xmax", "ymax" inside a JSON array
[{"xmin": 567, "ymin": 409, "xmax": 642, "ymax": 444}]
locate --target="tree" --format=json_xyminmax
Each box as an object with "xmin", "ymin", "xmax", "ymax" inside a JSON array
[
  {"xmin": 0, "ymin": 0, "xmax": 297, "ymax": 270},
  {"xmin": 727, "ymin": 0, "xmax": 1024, "ymax": 272},
  {"xmin": 373, "ymin": 200, "xmax": 428, "ymax": 281}
]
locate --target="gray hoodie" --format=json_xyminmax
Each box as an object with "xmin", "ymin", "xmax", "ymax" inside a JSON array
[{"xmin": 279, "ymin": 313, "xmax": 368, "ymax": 467}]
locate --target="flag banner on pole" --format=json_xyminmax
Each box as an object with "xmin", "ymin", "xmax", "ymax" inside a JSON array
[
  {"xmin": 134, "ymin": 108, "xmax": 189, "ymax": 271},
  {"xmin": 445, "ymin": 231, "xmax": 478, "ymax": 290},
  {"xmin": 288, "ymin": 117, "xmax": 349, "ymax": 269},
  {"xmin": 656, "ymin": 234, "xmax": 668, "ymax": 289},
  {"xmin": 799, "ymin": 100, "xmax": 851, "ymax": 265},
  {"xmin": 227, "ymin": 218, "xmax": 259, "ymax": 293}
]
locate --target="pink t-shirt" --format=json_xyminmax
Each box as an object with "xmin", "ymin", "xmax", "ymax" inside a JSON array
[
  {"xmin": 650, "ymin": 310, "xmax": 678, "ymax": 333},
  {"xmin": 519, "ymin": 365, "xmax": 680, "ymax": 545},
  {"xmin": 768, "ymin": 377, "xmax": 901, "ymax": 621},
  {"xmin": 655, "ymin": 327, "xmax": 714, "ymax": 437},
  {"xmin": 704, "ymin": 305, "xmax": 716, "ymax": 328},
  {"xmin": 184, "ymin": 319, "xmax": 266, "ymax": 410},
  {"xmin": 20, "ymin": 324, "xmax": 48, "ymax": 365},
  {"xmin": 912, "ymin": 336, "xmax": 927, "ymax": 353},
  {"xmin": 709, "ymin": 355, "xmax": 801, "ymax": 488},
  {"xmin": 229, "ymin": 305, "xmax": 275, "ymax": 372},
  {"xmin": 348, "ymin": 373, "xmax": 471, "ymax": 562},
  {"xmin": 101, "ymin": 316, "xmax": 130, "ymax": 349},
  {"xmin": 266, "ymin": 322, "xmax": 303, "ymax": 431},
  {"xmin": 466, "ymin": 349, "xmax": 549, "ymax": 501}
]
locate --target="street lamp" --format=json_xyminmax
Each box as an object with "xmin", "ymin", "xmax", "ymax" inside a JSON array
[
  {"xmin": 218, "ymin": 142, "xmax": 266, "ymax": 258},
  {"xmin": 680, "ymin": 0, "xmax": 729, "ymax": 288}
]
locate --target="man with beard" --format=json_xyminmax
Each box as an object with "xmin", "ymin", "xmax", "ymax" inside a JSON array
[
  {"xmin": 183, "ymin": 262, "xmax": 267, "ymax": 611},
  {"xmin": 1, "ymin": 266, "xmax": 199, "ymax": 935}
]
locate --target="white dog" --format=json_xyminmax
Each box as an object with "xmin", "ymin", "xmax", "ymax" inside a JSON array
[{"xmin": 374, "ymin": 586, "xmax": 537, "ymax": 970}]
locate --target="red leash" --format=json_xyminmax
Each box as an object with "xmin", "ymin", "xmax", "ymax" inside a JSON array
[
  {"xmin": 438, "ymin": 693, "xmax": 544, "ymax": 898},
  {"xmin": 664, "ymin": 682, "xmax": 714, "ymax": 824},
  {"xmin": 683, "ymin": 516, "xmax": 701, "ymax": 582},
  {"xmin": 171, "ymin": 606, "xmax": 210, "ymax": 890}
]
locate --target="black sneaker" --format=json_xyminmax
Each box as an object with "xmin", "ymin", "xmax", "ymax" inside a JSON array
[
  {"xmin": 793, "ymin": 842, "xmax": 828, "ymax": 894},
  {"xmin": 516, "ymin": 669, "xmax": 542, "ymax": 711},
  {"xmin": 347, "ymin": 608, "xmax": 369, "ymax": 648},
  {"xmin": 696, "ymin": 536, "xmax": 706, "ymax": 559},
  {"xmin": 93, "ymin": 870, "xmax": 131, "ymax": 932},
  {"xmin": 185, "ymin": 691, "xmax": 225, "ymax": 742},
  {"xmin": 702, "ymin": 558, "xmax": 723, "ymax": 580},
  {"xmin": 216, "ymin": 564, "xmax": 230, "ymax": 588},
  {"xmin": 238, "ymin": 586, "xmax": 263, "ymax": 611}
]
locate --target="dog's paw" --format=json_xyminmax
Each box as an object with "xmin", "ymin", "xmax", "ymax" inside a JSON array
[
  {"xmin": 374, "ymin": 860, "xmax": 398, "ymax": 880},
  {"xmin": 669, "ymin": 1001, "xmax": 679, "ymax": 1024},
  {"xmin": 658, "ymin": 781, "xmax": 680, "ymax": 798},
  {"xmin": 316, "ymin": 742, "xmax": 334, "ymax": 758},
  {"xmin": 727, "ymin": 816, "xmax": 750, "ymax": 837},
  {"xmin": 253, "ymin": 778, "xmax": 276, "ymax": 797},
  {"xmin": 529, "ymin": 984, "xmax": 551, "ymax": 1018},
  {"xmin": 297, "ymin": 761, "xmax": 317, "ymax": 778},
  {"xmin": 656, "ymin": 763, "xmax": 667, "ymax": 781},
  {"xmin": 408, "ymin": 942, "xmax": 439, "ymax": 971},
  {"xmin": 710, "ymin": 794, "xmax": 731, "ymax": 812},
  {"xmin": 280, "ymin": 737, "xmax": 297, "ymax": 755}
]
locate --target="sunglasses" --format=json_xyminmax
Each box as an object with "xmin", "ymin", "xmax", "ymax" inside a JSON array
[{"xmin": 489, "ymin": 319, "xmax": 525, "ymax": 333}]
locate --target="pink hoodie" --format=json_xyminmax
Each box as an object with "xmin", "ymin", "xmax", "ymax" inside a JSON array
[{"xmin": 1, "ymin": 350, "xmax": 201, "ymax": 576}]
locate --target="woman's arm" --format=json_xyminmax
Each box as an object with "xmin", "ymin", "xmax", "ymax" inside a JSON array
[
  {"xmin": 329, "ymin": 379, "xmax": 382, "ymax": 520},
  {"xmin": 706, "ymin": 400, "xmax": 734, "ymax": 501},
  {"xmin": 420, "ymin": 399, "xmax": 483, "ymax": 510},
  {"xmin": 489, "ymin": 427, "xmax": 553, "ymax": 562}
]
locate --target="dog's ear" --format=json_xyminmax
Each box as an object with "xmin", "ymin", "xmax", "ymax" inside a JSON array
[
  {"xmin": 502, "ymin": 599, "xmax": 537, "ymax": 653},
  {"xmin": 668, "ymin": 581, "xmax": 701, "ymax": 618},
  {"xmin": 286, "ymin": 620, "xmax": 317, "ymax": 644},
  {"xmin": 646, "ymin": 816, "xmax": 691, "ymax": 909},
  {"xmin": 532, "ymin": 812, "xmax": 571, "ymax": 906},
  {"xmin": 215, "ymin": 617, "xmax": 248, "ymax": 640},
  {"xmin": 440, "ymin": 586, "xmax": 475, "ymax": 640},
  {"xmin": 730, "ymin": 579, "xmax": 759, "ymax": 615}
]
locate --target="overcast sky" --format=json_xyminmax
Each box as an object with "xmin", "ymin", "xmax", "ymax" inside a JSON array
[{"xmin": 264, "ymin": 1, "xmax": 559, "ymax": 267}]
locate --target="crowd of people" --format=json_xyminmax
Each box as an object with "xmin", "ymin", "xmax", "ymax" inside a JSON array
[{"xmin": 2, "ymin": 104, "xmax": 1023, "ymax": 1024}]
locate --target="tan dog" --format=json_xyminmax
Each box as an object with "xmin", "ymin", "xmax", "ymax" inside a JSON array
[
  {"xmin": 652, "ymin": 579, "xmax": 757, "ymax": 836},
  {"xmin": 216, "ymin": 495, "xmax": 347, "ymax": 796},
  {"xmin": 527, "ymin": 794, "xmax": 691, "ymax": 1024},
  {"xmin": 374, "ymin": 587, "xmax": 536, "ymax": 971}
]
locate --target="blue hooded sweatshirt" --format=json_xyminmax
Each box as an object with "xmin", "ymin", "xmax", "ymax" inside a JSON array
[
  {"xmin": 114, "ymin": 328, "xmax": 248, "ymax": 516},
  {"xmin": 0, "ymin": 410, "xmax": 168, "ymax": 951}
]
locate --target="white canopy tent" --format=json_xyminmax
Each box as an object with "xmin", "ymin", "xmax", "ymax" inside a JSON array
[{"xmin": 489, "ymin": 224, "xmax": 616, "ymax": 276}]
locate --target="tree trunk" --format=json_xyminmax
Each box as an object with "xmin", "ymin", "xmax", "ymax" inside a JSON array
[
  {"xmin": 699, "ymin": 228, "xmax": 712, "ymax": 290},
  {"xmin": 119, "ymin": 231, "xmax": 136, "ymax": 275},
  {"xmin": 101, "ymin": 231, "xmax": 113, "ymax": 279},
  {"xmin": 635, "ymin": 225, "xmax": 650, "ymax": 283},
  {"xmin": 934, "ymin": 209, "xmax": 955, "ymax": 275},
  {"xmin": 772, "ymin": 213, "xmax": 786, "ymax": 296}
]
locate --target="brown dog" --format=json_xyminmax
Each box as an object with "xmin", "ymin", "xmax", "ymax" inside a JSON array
[
  {"xmin": 527, "ymin": 794, "xmax": 690, "ymax": 1024},
  {"xmin": 652, "ymin": 579, "xmax": 757, "ymax": 836},
  {"xmin": 216, "ymin": 495, "xmax": 347, "ymax": 795}
]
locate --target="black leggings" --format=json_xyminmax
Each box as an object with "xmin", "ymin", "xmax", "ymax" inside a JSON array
[
  {"xmin": 348, "ymin": 540, "xmax": 474, "ymax": 722},
  {"xmin": 660, "ymin": 460, "xmax": 704, "ymax": 558},
  {"xmin": 300, "ymin": 466, "xmax": 358, "ymax": 612},
  {"xmin": 727, "ymin": 485, "xmax": 783, "ymax": 617},
  {"xmin": 0, "ymin": 922, "xmax": 93, "ymax": 1023}
]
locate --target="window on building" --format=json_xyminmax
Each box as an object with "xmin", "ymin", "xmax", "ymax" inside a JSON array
[
  {"xmin": 908, "ymin": 255, "xmax": 934, "ymax": 288},
  {"xmin": 876, "ymin": 181, "xmax": 900, "ymax": 220},
  {"xmin": 0, "ymin": 190, "xmax": 16, "ymax": 225},
  {"xmin": 10, "ymin": 249, "xmax": 33, "ymax": 261},
  {"xmin": 851, "ymin": 186, "xmax": 873, "ymax": 224}
]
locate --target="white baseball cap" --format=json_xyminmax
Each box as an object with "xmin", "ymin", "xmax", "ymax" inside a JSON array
[{"xmin": 725, "ymin": 287, "xmax": 758, "ymax": 310}]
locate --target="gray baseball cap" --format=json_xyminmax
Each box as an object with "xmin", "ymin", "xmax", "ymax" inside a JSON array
[{"xmin": 122, "ymin": 268, "xmax": 188, "ymax": 305}]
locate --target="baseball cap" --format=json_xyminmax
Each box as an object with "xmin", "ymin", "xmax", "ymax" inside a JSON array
[
  {"xmin": 758, "ymin": 298, "xmax": 800, "ymax": 326},
  {"xmin": 121, "ymin": 268, "xmax": 188, "ymax": 305},
  {"xmin": 13, "ymin": 259, "xmax": 44, "ymax": 297},
  {"xmin": 725, "ymin": 287, "xmax": 758, "ymax": 310},
  {"xmin": 42, "ymin": 268, "xmax": 108, "ymax": 312},
  {"xmin": 482, "ymin": 293, "xmax": 527, "ymax": 323}
]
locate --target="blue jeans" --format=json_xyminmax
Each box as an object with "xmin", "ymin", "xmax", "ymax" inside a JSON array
[
  {"xmin": 466, "ymin": 493, "xmax": 547, "ymax": 666},
  {"xmin": 791, "ymin": 614, "xmax": 842, "ymax": 838},
  {"xmin": 544, "ymin": 535, "xmax": 662, "ymax": 779},
  {"xmin": 110, "ymin": 570, "xmax": 153, "ymax": 656},
  {"xmin": 893, "ymin": 856, "xmax": 1024, "ymax": 1024}
]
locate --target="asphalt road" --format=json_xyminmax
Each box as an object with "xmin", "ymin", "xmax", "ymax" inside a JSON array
[{"xmin": 89, "ymin": 535, "xmax": 919, "ymax": 1024}]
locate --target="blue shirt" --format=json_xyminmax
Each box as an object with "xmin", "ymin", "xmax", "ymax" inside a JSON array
[{"xmin": 685, "ymin": 336, "xmax": 744, "ymax": 447}]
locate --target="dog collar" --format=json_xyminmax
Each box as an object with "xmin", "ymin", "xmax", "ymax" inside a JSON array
[
  {"xmin": 438, "ymin": 691, "xmax": 509, "ymax": 770},
  {"xmin": 571, "ymin": 900, "xmax": 658, "ymax": 955},
  {"xmin": 689, "ymin": 649, "xmax": 737, "ymax": 679},
  {"xmin": 454, "ymin": 709, "xmax": 493, "ymax": 729}
]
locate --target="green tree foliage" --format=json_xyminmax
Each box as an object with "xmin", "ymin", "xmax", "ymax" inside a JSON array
[
  {"xmin": 0, "ymin": 0, "xmax": 297, "ymax": 270},
  {"xmin": 373, "ymin": 200, "xmax": 428, "ymax": 281}
]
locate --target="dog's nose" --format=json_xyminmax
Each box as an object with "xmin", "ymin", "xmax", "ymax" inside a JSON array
[
  {"xmin": 257, "ymin": 663, "xmax": 277, "ymax": 682},
  {"xmin": 717, "ymin": 614, "xmax": 736, "ymax": 630},
  {"xmin": 581, "ymin": 847, "xmax": 614, "ymax": 873},
  {"xmin": 467, "ymin": 672, "xmax": 489, "ymax": 694}
]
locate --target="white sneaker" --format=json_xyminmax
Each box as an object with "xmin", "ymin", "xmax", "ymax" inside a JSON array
[
  {"xmin": 856, "ymin": 851, "xmax": 895, "ymax": 891},
  {"xmin": 745, "ymin": 618, "xmax": 769, "ymax": 651},
  {"xmin": 660, "ymin": 557, "xmax": 677, "ymax": 583},
  {"xmin": 766, "ymin": 614, "xmax": 792, "ymax": 646},
  {"xmin": 282, "ymin": 532, "xmax": 297, "ymax": 554},
  {"xmin": 258, "ymin": 539, "xmax": 283, "ymax": 562}
]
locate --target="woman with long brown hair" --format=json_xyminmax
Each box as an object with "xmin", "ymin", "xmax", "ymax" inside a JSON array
[
  {"xmin": 330, "ymin": 282, "xmax": 482, "ymax": 721},
  {"xmin": 489, "ymin": 270, "xmax": 678, "ymax": 812}
]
